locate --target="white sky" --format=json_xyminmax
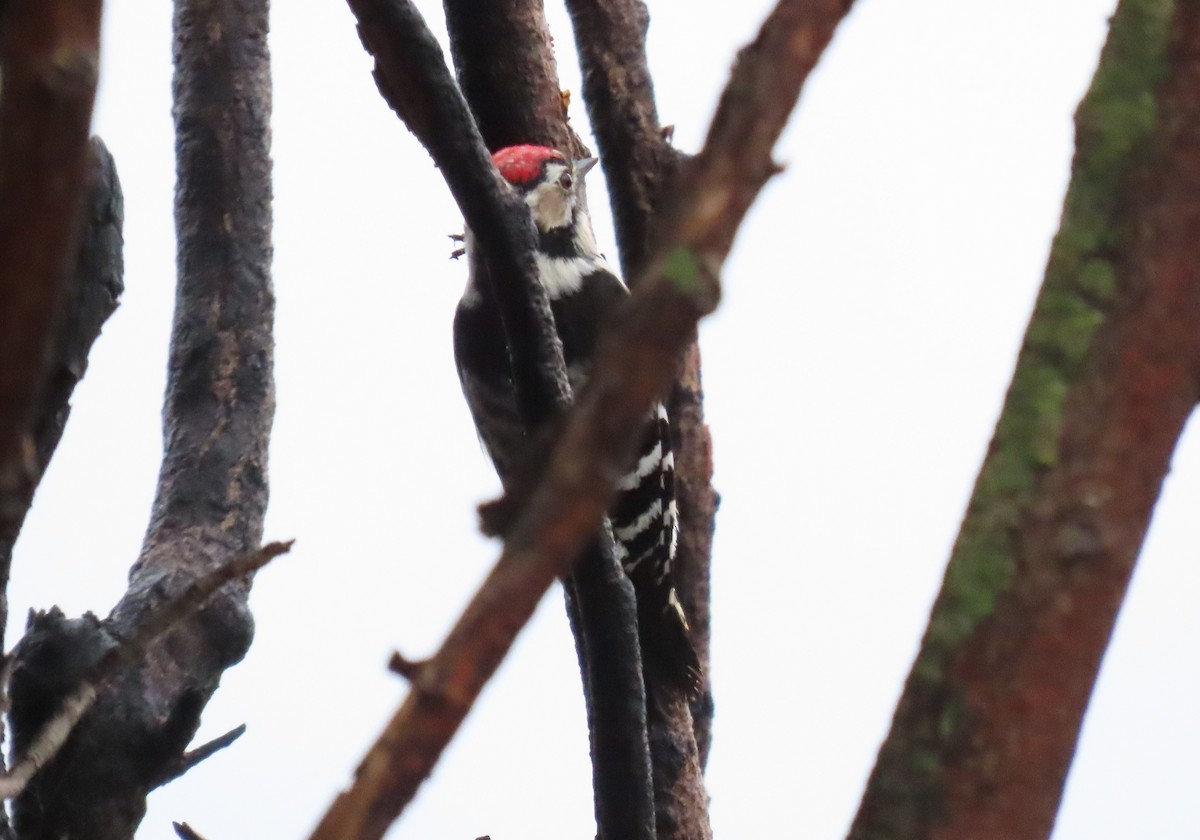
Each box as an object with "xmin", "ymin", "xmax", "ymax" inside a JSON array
[{"xmin": 9, "ymin": 0, "xmax": 1200, "ymax": 838}]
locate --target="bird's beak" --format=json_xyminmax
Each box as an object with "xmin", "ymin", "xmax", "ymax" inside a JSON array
[{"xmin": 574, "ymin": 157, "xmax": 599, "ymax": 178}]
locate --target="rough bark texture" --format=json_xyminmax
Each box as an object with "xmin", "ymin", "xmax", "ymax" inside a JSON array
[
  {"xmin": 328, "ymin": 3, "xmax": 654, "ymax": 838},
  {"xmin": 564, "ymin": 0, "xmax": 718, "ymax": 809},
  {"xmin": 8, "ymin": 1, "xmax": 274, "ymax": 836},
  {"xmin": 443, "ymin": 0, "xmax": 576, "ymax": 154},
  {"xmin": 563, "ymin": 0, "xmax": 680, "ymax": 279},
  {"xmin": 351, "ymin": 0, "xmax": 569, "ymax": 422},
  {"xmin": 437, "ymin": 2, "xmax": 660, "ymax": 836},
  {"xmin": 850, "ymin": 2, "xmax": 1200, "ymax": 837},
  {"xmin": 0, "ymin": 0, "xmax": 104, "ymax": 627},
  {"xmin": 311, "ymin": 0, "xmax": 849, "ymax": 836},
  {"xmin": 0, "ymin": 139, "xmax": 124, "ymax": 654},
  {"xmin": 669, "ymin": 344, "xmax": 717, "ymax": 768}
]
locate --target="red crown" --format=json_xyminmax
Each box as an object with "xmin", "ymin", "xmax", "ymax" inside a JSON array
[{"xmin": 491, "ymin": 144, "xmax": 566, "ymax": 187}]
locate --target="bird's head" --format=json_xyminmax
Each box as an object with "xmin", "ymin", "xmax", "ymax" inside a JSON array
[{"xmin": 492, "ymin": 144, "xmax": 597, "ymax": 233}]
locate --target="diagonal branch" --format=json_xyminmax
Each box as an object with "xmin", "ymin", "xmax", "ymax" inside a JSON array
[
  {"xmin": 0, "ymin": 0, "xmax": 104, "ymax": 614},
  {"xmin": 851, "ymin": 3, "xmax": 1200, "ymax": 837},
  {"xmin": 310, "ymin": 1, "xmax": 853, "ymax": 838},
  {"xmin": 0, "ymin": 138, "xmax": 124, "ymax": 658},
  {"xmin": 347, "ymin": 3, "xmax": 656, "ymax": 838},
  {"xmin": 348, "ymin": 0, "xmax": 569, "ymax": 424}
]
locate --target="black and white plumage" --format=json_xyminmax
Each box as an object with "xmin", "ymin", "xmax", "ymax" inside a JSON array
[{"xmin": 453, "ymin": 144, "xmax": 701, "ymax": 692}]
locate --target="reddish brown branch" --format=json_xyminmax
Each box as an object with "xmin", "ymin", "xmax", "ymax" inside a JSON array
[
  {"xmin": 0, "ymin": 0, "xmax": 103, "ymax": 572},
  {"xmin": 0, "ymin": 139, "xmax": 123, "ymax": 657},
  {"xmin": 309, "ymin": 1, "xmax": 851, "ymax": 837},
  {"xmin": 851, "ymin": 4, "xmax": 1200, "ymax": 837}
]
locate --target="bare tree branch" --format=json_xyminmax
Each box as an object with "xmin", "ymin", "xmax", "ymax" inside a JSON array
[
  {"xmin": 346, "ymin": 3, "xmax": 657, "ymax": 838},
  {"xmin": 173, "ymin": 821, "xmax": 209, "ymax": 840},
  {"xmin": 437, "ymin": 3, "xmax": 668, "ymax": 834},
  {"xmin": 349, "ymin": 0, "xmax": 569, "ymax": 423},
  {"xmin": 310, "ymin": 1, "xmax": 850, "ymax": 837},
  {"xmin": 153, "ymin": 722, "xmax": 247, "ymax": 788},
  {"xmin": 851, "ymin": 3, "xmax": 1200, "ymax": 837},
  {"xmin": 7, "ymin": 0, "xmax": 276, "ymax": 835},
  {"xmin": 563, "ymin": 0, "xmax": 679, "ymax": 279},
  {"xmin": 0, "ymin": 0, "xmax": 104, "ymax": 626},
  {"xmin": 563, "ymin": 0, "xmax": 720, "ymax": 815},
  {"xmin": 3, "ymin": 543, "xmax": 287, "ymax": 803},
  {"xmin": 442, "ymin": 0, "xmax": 576, "ymax": 153},
  {"xmin": 0, "ymin": 139, "xmax": 124, "ymax": 659}
]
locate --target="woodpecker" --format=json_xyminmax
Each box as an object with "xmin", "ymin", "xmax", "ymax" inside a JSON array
[{"xmin": 453, "ymin": 144, "xmax": 701, "ymax": 693}]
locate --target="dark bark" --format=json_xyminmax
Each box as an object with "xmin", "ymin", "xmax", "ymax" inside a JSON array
[
  {"xmin": 334, "ymin": 3, "xmax": 655, "ymax": 838},
  {"xmin": 562, "ymin": 0, "xmax": 679, "ymax": 279},
  {"xmin": 850, "ymin": 2, "xmax": 1200, "ymax": 837},
  {"xmin": 8, "ymin": 0, "xmax": 275, "ymax": 836},
  {"xmin": 0, "ymin": 139, "xmax": 124, "ymax": 655},
  {"xmin": 563, "ymin": 0, "xmax": 718, "ymax": 814},
  {"xmin": 348, "ymin": 0, "xmax": 570, "ymax": 423},
  {"xmin": 0, "ymin": 0, "xmax": 104, "ymax": 632},
  {"xmin": 442, "ymin": 0, "xmax": 576, "ymax": 154},
  {"xmin": 669, "ymin": 344, "xmax": 717, "ymax": 769},
  {"xmin": 311, "ymin": 0, "xmax": 846, "ymax": 835}
]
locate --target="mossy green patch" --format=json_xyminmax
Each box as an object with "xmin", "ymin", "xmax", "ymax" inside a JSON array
[
  {"xmin": 661, "ymin": 245, "xmax": 702, "ymax": 295},
  {"xmin": 914, "ymin": 0, "xmax": 1173, "ymax": 682}
]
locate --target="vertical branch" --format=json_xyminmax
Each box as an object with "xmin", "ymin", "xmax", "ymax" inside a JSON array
[
  {"xmin": 442, "ymin": 0, "xmax": 575, "ymax": 153},
  {"xmin": 562, "ymin": 3, "xmax": 718, "ymax": 798},
  {"xmin": 562, "ymin": 0, "xmax": 678, "ymax": 278},
  {"xmin": 438, "ymin": 1, "xmax": 657, "ymax": 836},
  {"xmin": 0, "ymin": 0, "xmax": 103, "ymax": 616},
  {"xmin": 851, "ymin": 2, "xmax": 1200, "ymax": 837},
  {"xmin": 8, "ymin": 0, "xmax": 275, "ymax": 836},
  {"xmin": 0, "ymin": 140, "xmax": 124, "ymax": 656}
]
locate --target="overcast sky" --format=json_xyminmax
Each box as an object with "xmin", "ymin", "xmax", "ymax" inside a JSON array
[{"xmin": 9, "ymin": 1, "xmax": 1200, "ymax": 838}]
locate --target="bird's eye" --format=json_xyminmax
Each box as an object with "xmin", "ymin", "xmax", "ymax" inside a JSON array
[{"xmin": 559, "ymin": 172, "xmax": 573, "ymax": 190}]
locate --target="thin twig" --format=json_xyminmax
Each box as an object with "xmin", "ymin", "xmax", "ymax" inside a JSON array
[
  {"xmin": 387, "ymin": 651, "xmax": 427, "ymax": 681},
  {"xmin": 0, "ymin": 140, "xmax": 123, "ymax": 789},
  {"xmin": 173, "ymin": 821, "xmax": 209, "ymax": 840},
  {"xmin": 154, "ymin": 723, "xmax": 247, "ymax": 789}
]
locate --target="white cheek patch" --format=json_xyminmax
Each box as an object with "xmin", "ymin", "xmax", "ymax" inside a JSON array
[{"xmin": 535, "ymin": 252, "xmax": 604, "ymax": 298}]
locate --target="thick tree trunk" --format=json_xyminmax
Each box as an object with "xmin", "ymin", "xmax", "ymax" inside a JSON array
[{"xmin": 851, "ymin": 2, "xmax": 1200, "ymax": 837}]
